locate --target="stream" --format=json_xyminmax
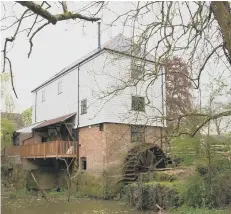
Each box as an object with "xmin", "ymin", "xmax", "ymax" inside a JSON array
[{"xmin": 1, "ymin": 198, "xmax": 150, "ymax": 214}]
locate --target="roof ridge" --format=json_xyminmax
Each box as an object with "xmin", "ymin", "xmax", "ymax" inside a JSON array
[{"xmin": 31, "ymin": 34, "xmax": 154, "ymax": 92}]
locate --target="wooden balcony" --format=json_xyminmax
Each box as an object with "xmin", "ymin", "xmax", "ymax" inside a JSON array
[{"xmin": 7, "ymin": 141, "xmax": 78, "ymax": 159}]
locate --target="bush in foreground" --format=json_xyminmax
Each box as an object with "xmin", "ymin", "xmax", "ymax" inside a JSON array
[
  {"xmin": 184, "ymin": 160, "xmax": 231, "ymax": 208},
  {"xmin": 123, "ymin": 182, "xmax": 179, "ymax": 211}
]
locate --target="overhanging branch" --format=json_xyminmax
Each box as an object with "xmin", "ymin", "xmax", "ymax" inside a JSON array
[{"xmin": 16, "ymin": 1, "xmax": 100, "ymax": 24}]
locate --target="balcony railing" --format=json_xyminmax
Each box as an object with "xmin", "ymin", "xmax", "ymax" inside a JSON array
[{"xmin": 7, "ymin": 141, "xmax": 78, "ymax": 159}]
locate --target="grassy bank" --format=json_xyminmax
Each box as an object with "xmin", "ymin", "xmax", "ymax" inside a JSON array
[{"xmin": 169, "ymin": 206, "xmax": 231, "ymax": 214}]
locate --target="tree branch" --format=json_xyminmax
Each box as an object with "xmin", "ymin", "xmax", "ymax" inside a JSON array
[
  {"xmin": 211, "ymin": 1, "xmax": 231, "ymax": 65},
  {"xmin": 191, "ymin": 109, "xmax": 231, "ymax": 137},
  {"xmin": 17, "ymin": 1, "xmax": 100, "ymax": 24},
  {"xmin": 2, "ymin": 9, "xmax": 30, "ymax": 73},
  {"xmin": 28, "ymin": 21, "xmax": 50, "ymax": 58},
  {"xmin": 5, "ymin": 57, "xmax": 18, "ymax": 99},
  {"xmin": 27, "ymin": 1, "xmax": 50, "ymax": 37},
  {"xmin": 61, "ymin": 1, "xmax": 68, "ymax": 13},
  {"xmin": 31, "ymin": 172, "xmax": 49, "ymax": 202}
]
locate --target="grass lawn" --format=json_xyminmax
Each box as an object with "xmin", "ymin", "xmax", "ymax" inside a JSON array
[{"xmin": 169, "ymin": 206, "xmax": 231, "ymax": 214}]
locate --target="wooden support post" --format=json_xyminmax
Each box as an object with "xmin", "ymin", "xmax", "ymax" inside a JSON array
[
  {"xmin": 56, "ymin": 141, "xmax": 58, "ymax": 159},
  {"xmin": 33, "ymin": 144, "xmax": 35, "ymax": 159},
  {"xmin": 43, "ymin": 143, "xmax": 45, "ymax": 159}
]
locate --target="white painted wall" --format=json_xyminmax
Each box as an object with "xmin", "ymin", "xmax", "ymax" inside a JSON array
[
  {"xmin": 78, "ymin": 52, "xmax": 165, "ymax": 127},
  {"xmin": 32, "ymin": 67, "xmax": 78, "ymax": 123},
  {"xmin": 32, "ymin": 51, "xmax": 166, "ymax": 128}
]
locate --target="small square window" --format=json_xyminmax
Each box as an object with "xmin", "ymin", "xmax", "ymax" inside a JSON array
[
  {"xmin": 58, "ymin": 81, "xmax": 62, "ymax": 94},
  {"xmin": 132, "ymin": 96, "xmax": 145, "ymax": 111},
  {"xmin": 131, "ymin": 125, "xmax": 145, "ymax": 142},
  {"xmin": 81, "ymin": 157, "xmax": 87, "ymax": 170},
  {"xmin": 42, "ymin": 90, "xmax": 45, "ymax": 102},
  {"xmin": 81, "ymin": 99, "xmax": 87, "ymax": 114}
]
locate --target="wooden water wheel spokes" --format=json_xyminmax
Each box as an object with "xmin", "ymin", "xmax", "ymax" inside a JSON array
[
  {"xmin": 122, "ymin": 146, "xmax": 166, "ymax": 184},
  {"xmin": 138, "ymin": 147, "xmax": 166, "ymax": 171}
]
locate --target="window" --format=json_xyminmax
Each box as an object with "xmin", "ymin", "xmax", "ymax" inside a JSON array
[
  {"xmin": 42, "ymin": 90, "xmax": 45, "ymax": 102},
  {"xmin": 58, "ymin": 81, "xmax": 62, "ymax": 94},
  {"xmin": 132, "ymin": 96, "xmax": 145, "ymax": 111},
  {"xmin": 131, "ymin": 125, "xmax": 145, "ymax": 142},
  {"xmin": 41, "ymin": 137, "xmax": 47, "ymax": 142},
  {"xmin": 131, "ymin": 60, "xmax": 143, "ymax": 80},
  {"xmin": 99, "ymin": 123, "xmax": 104, "ymax": 131},
  {"xmin": 81, "ymin": 99, "xmax": 87, "ymax": 114},
  {"xmin": 81, "ymin": 157, "xmax": 87, "ymax": 170},
  {"xmin": 16, "ymin": 138, "xmax": 19, "ymax": 146}
]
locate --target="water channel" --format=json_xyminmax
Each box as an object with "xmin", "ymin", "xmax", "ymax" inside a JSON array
[{"xmin": 2, "ymin": 198, "xmax": 150, "ymax": 214}]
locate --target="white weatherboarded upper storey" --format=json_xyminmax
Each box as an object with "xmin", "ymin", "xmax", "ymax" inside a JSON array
[{"xmin": 32, "ymin": 34, "xmax": 166, "ymax": 128}]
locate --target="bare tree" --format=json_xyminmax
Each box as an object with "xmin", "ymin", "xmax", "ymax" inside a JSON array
[
  {"xmin": 1, "ymin": 1, "xmax": 231, "ymax": 136},
  {"xmin": 1, "ymin": 1, "xmax": 104, "ymax": 97},
  {"xmin": 103, "ymin": 1, "xmax": 231, "ymax": 137}
]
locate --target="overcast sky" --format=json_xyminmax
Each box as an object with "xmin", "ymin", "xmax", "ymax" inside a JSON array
[
  {"xmin": 1, "ymin": 2, "xmax": 131, "ymax": 113},
  {"xmin": 1, "ymin": 2, "xmax": 230, "ymax": 118}
]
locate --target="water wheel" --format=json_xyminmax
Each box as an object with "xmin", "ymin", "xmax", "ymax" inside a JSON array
[
  {"xmin": 137, "ymin": 147, "xmax": 166, "ymax": 172},
  {"xmin": 122, "ymin": 145, "xmax": 166, "ymax": 184}
]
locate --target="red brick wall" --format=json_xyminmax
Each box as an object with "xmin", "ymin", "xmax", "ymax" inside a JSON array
[
  {"xmin": 78, "ymin": 124, "xmax": 106, "ymax": 174},
  {"xmin": 17, "ymin": 123, "xmax": 165, "ymax": 176},
  {"xmin": 104, "ymin": 123, "xmax": 165, "ymax": 172},
  {"xmin": 78, "ymin": 123, "xmax": 165, "ymax": 175}
]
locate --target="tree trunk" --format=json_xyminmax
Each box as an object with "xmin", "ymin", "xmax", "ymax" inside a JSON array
[{"xmin": 211, "ymin": 2, "xmax": 231, "ymax": 61}]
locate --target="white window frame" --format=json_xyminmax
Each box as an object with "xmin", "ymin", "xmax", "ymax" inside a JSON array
[
  {"xmin": 81, "ymin": 99, "xmax": 87, "ymax": 115},
  {"xmin": 58, "ymin": 81, "xmax": 63, "ymax": 95},
  {"xmin": 131, "ymin": 96, "xmax": 145, "ymax": 112}
]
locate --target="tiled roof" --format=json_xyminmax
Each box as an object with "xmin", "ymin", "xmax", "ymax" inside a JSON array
[
  {"xmin": 33, "ymin": 113, "xmax": 76, "ymax": 130},
  {"xmin": 31, "ymin": 34, "xmax": 154, "ymax": 92}
]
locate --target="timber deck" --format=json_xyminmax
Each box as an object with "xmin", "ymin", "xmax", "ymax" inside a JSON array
[{"xmin": 7, "ymin": 141, "xmax": 78, "ymax": 159}]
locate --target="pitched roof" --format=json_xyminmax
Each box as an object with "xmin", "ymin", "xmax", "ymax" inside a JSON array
[
  {"xmin": 31, "ymin": 34, "xmax": 154, "ymax": 92},
  {"xmin": 16, "ymin": 121, "xmax": 44, "ymax": 133},
  {"xmin": 33, "ymin": 113, "xmax": 76, "ymax": 130}
]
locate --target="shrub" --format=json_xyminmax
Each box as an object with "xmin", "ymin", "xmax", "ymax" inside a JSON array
[
  {"xmin": 183, "ymin": 160, "xmax": 231, "ymax": 208},
  {"xmin": 123, "ymin": 182, "xmax": 179, "ymax": 211},
  {"xmin": 170, "ymin": 206, "xmax": 231, "ymax": 214}
]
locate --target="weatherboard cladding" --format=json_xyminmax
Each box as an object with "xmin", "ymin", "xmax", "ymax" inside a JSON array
[
  {"xmin": 31, "ymin": 34, "xmax": 165, "ymax": 128},
  {"xmin": 31, "ymin": 34, "xmax": 155, "ymax": 92},
  {"xmin": 33, "ymin": 68, "xmax": 79, "ymax": 124}
]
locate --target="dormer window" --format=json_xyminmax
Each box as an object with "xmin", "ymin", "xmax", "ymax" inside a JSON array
[{"xmin": 42, "ymin": 90, "xmax": 45, "ymax": 102}]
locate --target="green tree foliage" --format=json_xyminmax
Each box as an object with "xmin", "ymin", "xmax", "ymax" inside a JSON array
[
  {"xmin": 171, "ymin": 136, "xmax": 202, "ymax": 166},
  {"xmin": 21, "ymin": 107, "xmax": 32, "ymax": 126},
  {"xmin": 184, "ymin": 159, "xmax": 231, "ymax": 208},
  {"xmin": 0, "ymin": 73, "xmax": 15, "ymax": 112},
  {"xmin": 1, "ymin": 117, "xmax": 16, "ymax": 150}
]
